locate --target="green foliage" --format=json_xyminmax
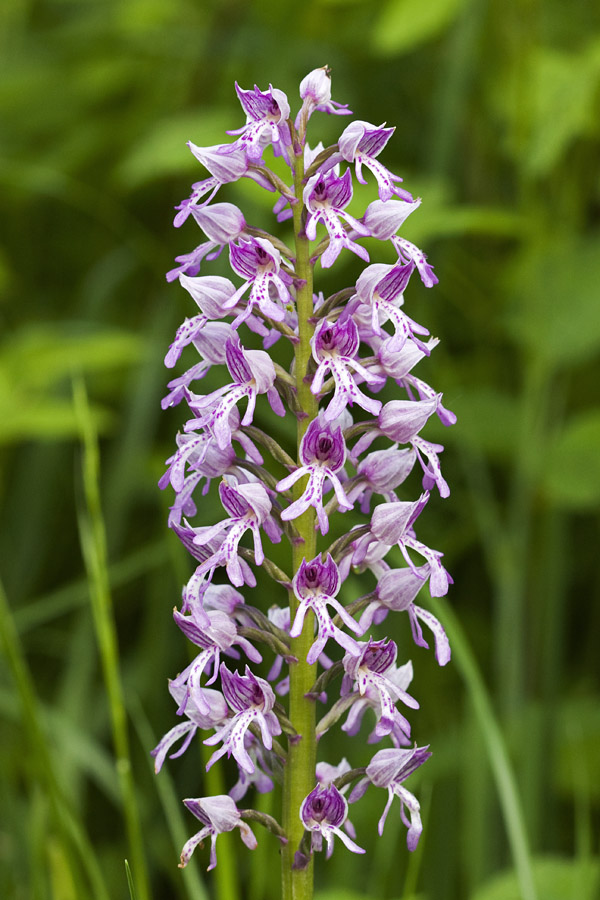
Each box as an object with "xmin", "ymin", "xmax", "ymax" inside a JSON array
[
  {"xmin": 504, "ymin": 237, "xmax": 600, "ymax": 369},
  {"xmin": 543, "ymin": 410, "xmax": 600, "ymax": 510},
  {"xmin": 525, "ymin": 42, "xmax": 600, "ymax": 178},
  {"xmin": 0, "ymin": 326, "xmax": 143, "ymax": 443},
  {"xmin": 372, "ymin": 0, "xmax": 468, "ymax": 55},
  {"xmin": 470, "ymin": 857, "xmax": 600, "ymax": 900}
]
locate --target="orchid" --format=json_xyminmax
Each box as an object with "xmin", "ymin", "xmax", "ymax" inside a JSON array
[{"xmin": 155, "ymin": 66, "xmax": 456, "ymax": 893}]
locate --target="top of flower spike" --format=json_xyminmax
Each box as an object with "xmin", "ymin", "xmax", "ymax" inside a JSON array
[{"xmin": 296, "ymin": 66, "xmax": 351, "ymax": 130}]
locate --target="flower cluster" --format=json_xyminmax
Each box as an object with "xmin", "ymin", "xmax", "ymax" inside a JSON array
[{"xmin": 155, "ymin": 67, "xmax": 455, "ymax": 879}]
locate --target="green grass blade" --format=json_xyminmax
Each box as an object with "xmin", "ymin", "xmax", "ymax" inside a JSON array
[
  {"xmin": 429, "ymin": 596, "xmax": 538, "ymax": 900},
  {"xmin": 0, "ymin": 576, "xmax": 110, "ymax": 900},
  {"xmin": 73, "ymin": 376, "xmax": 151, "ymax": 900}
]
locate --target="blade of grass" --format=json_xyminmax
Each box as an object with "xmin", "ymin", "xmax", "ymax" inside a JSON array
[
  {"xmin": 73, "ymin": 376, "xmax": 151, "ymax": 900},
  {"xmin": 125, "ymin": 861, "xmax": 138, "ymax": 900},
  {"xmin": 428, "ymin": 595, "xmax": 538, "ymax": 900},
  {"xmin": 0, "ymin": 576, "xmax": 110, "ymax": 900}
]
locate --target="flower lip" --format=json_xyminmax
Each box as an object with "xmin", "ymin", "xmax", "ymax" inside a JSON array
[
  {"xmin": 301, "ymin": 783, "xmax": 347, "ymax": 829},
  {"xmin": 359, "ymin": 638, "xmax": 397, "ymax": 674},
  {"xmin": 300, "ymin": 414, "xmax": 346, "ymax": 470},
  {"xmin": 295, "ymin": 554, "xmax": 341, "ymax": 598}
]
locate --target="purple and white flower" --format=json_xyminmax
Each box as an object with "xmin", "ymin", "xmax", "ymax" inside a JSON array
[
  {"xmin": 191, "ymin": 479, "xmax": 280, "ymax": 588},
  {"xmin": 277, "ymin": 414, "xmax": 352, "ymax": 534},
  {"xmin": 186, "ymin": 336, "xmax": 284, "ymax": 449},
  {"xmin": 337, "ymin": 120, "xmax": 413, "ymax": 202},
  {"xmin": 299, "ymin": 783, "xmax": 365, "ymax": 859},
  {"xmin": 311, "ymin": 317, "xmax": 383, "ymax": 422},
  {"xmin": 226, "ymin": 83, "xmax": 291, "ymax": 161},
  {"xmin": 303, "ymin": 168, "xmax": 370, "ymax": 268},
  {"xmin": 351, "ymin": 746, "xmax": 431, "ymax": 851},
  {"xmin": 290, "ymin": 554, "xmax": 362, "ymax": 664},
  {"xmin": 204, "ymin": 665, "xmax": 282, "ymax": 774},
  {"xmin": 179, "ymin": 795, "xmax": 257, "ymax": 869},
  {"xmin": 342, "ymin": 639, "xmax": 419, "ymax": 740}
]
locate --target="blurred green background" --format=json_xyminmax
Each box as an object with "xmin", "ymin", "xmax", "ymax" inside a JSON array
[{"xmin": 1, "ymin": 0, "xmax": 599, "ymax": 898}]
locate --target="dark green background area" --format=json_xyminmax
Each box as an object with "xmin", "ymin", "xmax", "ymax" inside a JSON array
[{"xmin": 1, "ymin": 1, "xmax": 599, "ymax": 898}]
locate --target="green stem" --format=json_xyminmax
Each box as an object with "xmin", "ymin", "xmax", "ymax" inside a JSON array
[{"xmin": 281, "ymin": 141, "xmax": 318, "ymax": 900}]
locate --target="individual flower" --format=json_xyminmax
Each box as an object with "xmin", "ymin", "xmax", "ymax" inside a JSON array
[
  {"xmin": 225, "ymin": 236, "xmax": 293, "ymax": 328},
  {"xmin": 361, "ymin": 495, "xmax": 453, "ymax": 598},
  {"xmin": 359, "ymin": 566, "xmax": 451, "ymax": 665},
  {"xmin": 179, "ymin": 795, "xmax": 257, "ymax": 869},
  {"xmin": 167, "ymin": 198, "xmax": 248, "ymax": 281},
  {"xmin": 186, "ymin": 336, "xmax": 284, "ymax": 449},
  {"xmin": 225, "ymin": 83, "xmax": 291, "ymax": 160},
  {"xmin": 341, "ymin": 639, "xmax": 419, "ymax": 740},
  {"xmin": 276, "ymin": 414, "xmax": 352, "ymax": 534},
  {"xmin": 171, "ymin": 608, "xmax": 263, "ymax": 715},
  {"xmin": 303, "ymin": 168, "xmax": 370, "ymax": 268},
  {"xmin": 151, "ymin": 681, "xmax": 228, "ymax": 774},
  {"xmin": 172, "ymin": 143, "xmax": 252, "ymax": 232},
  {"xmin": 350, "ymin": 746, "xmax": 431, "ymax": 851},
  {"xmin": 311, "ymin": 317, "xmax": 383, "ymax": 421},
  {"xmin": 337, "ymin": 121, "xmax": 413, "ymax": 202},
  {"xmin": 191, "ymin": 479, "xmax": 280, "ymax": 588},
  {"xmin": 204, "ymin": 665, "xmax": 282, "ymax": 774},
  {"xmin": 299, "ymin": 783, "xmax": 365, "ymax": 859},
  {"xmin": 353, "ymin": 262, "xmax": 431, "ymax": 353},
  {"xmin": 296, "ymin": 65, "xmax": 351, "ymax": 129},
  {"xmin": 290, "ymin": 554, "xmax": 362, "ymax": 664}
]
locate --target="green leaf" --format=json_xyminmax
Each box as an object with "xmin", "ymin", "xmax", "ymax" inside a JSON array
[
  {"xmin": 372, "ymin": 0, "xmax": 467, "ymax": 56},
  {"xmin": 0, "ymin": 326, "xmax": 142, "ymax": 443},
  {"xmin": 542, "ymin": 410, "xmax": 600, "ymax": 510},
  {"xmin": 504, "ymin": 236, "xmax": 600, "ymax": 369},
  {"xmin": 555, "ymin": 697, "xmax": 600, "ymax": 801},
  {"xmin": 526, "ymin": 42, "xmax": 600, "ymax": 177},
  {"xmin": 470, "ymin": 856, "xmax": 600, "ymax": 900},
  {"xmin": 447, "ymin": 387, "xmax": 519, "ymax": 459}
]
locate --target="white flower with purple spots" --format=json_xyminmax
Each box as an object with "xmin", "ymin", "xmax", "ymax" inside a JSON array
[
  {"xmin": 338, "ymin": 120, "xmax": 413, "ymax": 202},
  {"xmin": 311, "ymin": 317, "xmax": 383, "ymax": 421},
  {"xmin": 303, "ymin": 168, "xmax": 370, "ymax": 268},
  {"xmin": 225, "ymin": 83, "xmax": 291, "ymax": 161},
  {"xmin": 276, "ymin": 414, "xmax": 352, "ymax": 534},
  {"xmin": 351, "ymin": 746, "xmax": 432, "ymax": 851},
  {"xmin": 299, "ymin": 783, "xmax": 365, "ymax": 859},
  {"xmin": 186, "ymin": 336, "xmax": 284, "ymax": 449},
  {"xmin": 290, "ymin": 555, "xmax": 362, "ymax": 664},
  {"xmin": 179, "ymin": 795, "xmax": 257, "ymax": 869},
  {"xmin": 204, "ymin": 665, "xmax": 282, "ymax": 774},
  {"xmin": 191, "ymin": 479, "xmax": 280, "ymax": 588}
]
